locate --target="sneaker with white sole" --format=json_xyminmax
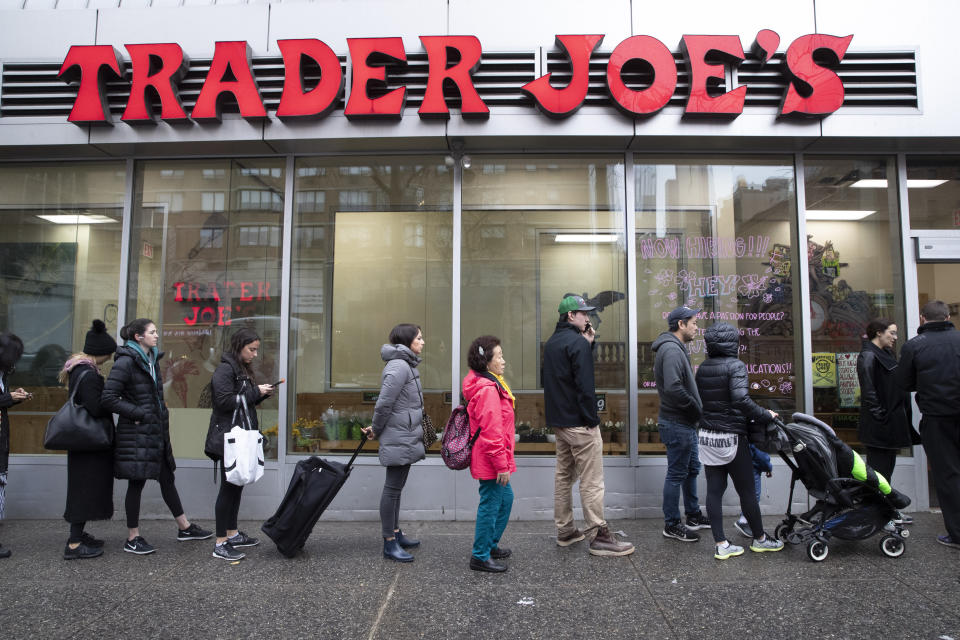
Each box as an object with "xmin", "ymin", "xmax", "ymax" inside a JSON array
[
  {"xmin": 750, "ymin": 536, "xmax": 784, "ymax": 553},
  {"xmin": 937, "ymin": 534, "xmax": 960, "ymax": 550},
  {"xmin": 893, "ymin": 512, "xmax": 914, "ymax": 525},
  {"xmin": 228, "ymin": 531, "xmax": 259, "ymax": 548},
  {"xmin": 123, "ymin": 536, "xmax": 155, "ymax": 555},
  {"xmin": 663, "ymin": 523, "xmax": 700, "ymax": 542},
  {"xmin": 212, "ymin": 542, "xmax": 245, "ymax": 561},
  {"xmin": 733, "ymin": 520, "xmax": 753, "ymax": 539},
  {"xmin": 177, "ymin": 523, "xmax": 214, "ymax": 541},
  {"xmin": 685, "ymin": 511, "xmax": 712, "ymax": 530},
  {"xmin": 714, "ymin": 542, "xmax": 744, "ymax": 560}
]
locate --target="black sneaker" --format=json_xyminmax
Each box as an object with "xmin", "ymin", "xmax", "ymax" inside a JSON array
[
  {"xmin": 685, "ymin": 511, "xmax": 712, "ymax": 530},
  {"xmin": 893, "ymin": 512, "xmax": 914, "ymax": 525},
  {"xmin": 663, "ymin": 523, "xmax": 700, "ymax": 542},
  {"xmin": 80, "ymin": 532, "xmax": 105, "ymax": 548},
  {"xmin": 123, "ymin": 536, "xmax": 156, "ymax": 555},
  {"xmin": 0, "ymin": 544, "xmax": 11, "ymax": 559},
  {"xmin": 212, "ymin": 542, "xmax": 246, "ymax": 561},
  {"xmin": 228, "ymin": 531, "xmax": 260, "ymax": 548},
  {"xmin": 177, "ymin": 523, "xmax": 214, "ymax": 541},
  {"xmin": 733, "ymin": 520, "xmax": 753, "ymax": 539},
  {"xmin": 64, "ymin": 542, "xmax": 103, "ymax": 560}
]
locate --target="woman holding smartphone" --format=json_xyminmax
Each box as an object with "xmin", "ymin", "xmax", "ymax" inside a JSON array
[
  {"xmin": 0, "ymin": 332, "xmax": 28, "ymax": 559},
  {"xmin": 102, "ymin": 318, "xmax": 212, "ymax": 555},
  {"xmin": 204, "ymin": 327, "xmax": 274, "ymax": 561}
]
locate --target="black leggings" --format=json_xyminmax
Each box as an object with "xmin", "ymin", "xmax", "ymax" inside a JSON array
[
  {"xmin": 125, "ymin": 457, "xmax": 185, "ymax": 529},
  {"xmin": 705, "ymin": 437, "xmax": 764, "ymax": 543},
  {"xmin": 69, "ymin": 522, "xmax": 85, "ymax": 543},
  {"xmin": 215, "ymin": 465, "xmax": 244, "ymax": 537},
  {"xmin": 380, "ymin": 464, "xmax": 411, "ymax": 538}
]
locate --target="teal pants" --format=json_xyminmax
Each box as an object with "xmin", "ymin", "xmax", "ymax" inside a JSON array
[{"xmin": 472, "ymin": 480, "xmax": 513, "ymax": 561}]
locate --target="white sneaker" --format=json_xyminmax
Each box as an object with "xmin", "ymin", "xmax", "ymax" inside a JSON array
[{"xmin": 714, "ymin": 542, "xmax": 744, "ymax": 560}]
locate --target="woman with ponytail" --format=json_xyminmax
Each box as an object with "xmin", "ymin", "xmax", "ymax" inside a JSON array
[{"xmin": 102, "ymin": 318, "xmax": 211, "ymax": 555}]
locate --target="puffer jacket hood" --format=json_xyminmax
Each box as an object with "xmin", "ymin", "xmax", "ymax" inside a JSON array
[
  {"xmin": 704, "ymin": 322, "xmax": 740, "ymax": 358},
  {"xmin": 381, "ymin": 343, "xmax": 421, "ymax": 367}
]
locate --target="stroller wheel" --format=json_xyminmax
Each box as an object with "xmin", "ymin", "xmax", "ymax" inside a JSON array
[
  {"xmin": 807, "ymin": 540, "xmax": 829, "ymax": 562},
  {"xmin": 774, "ymin": 523, "xmax": 791, "ymax": 541},
  {"xmin": 880, "ymin": 535, "xmax": 906, "ymax": 558}
]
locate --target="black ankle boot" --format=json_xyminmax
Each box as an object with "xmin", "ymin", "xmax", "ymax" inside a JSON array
[
  {"xmin": 395, "ymin": 529, "xmax": 420, "ymax": 549},
  {"xmin": 470, "ymin": 556, "xmax": 507, "ymax": 573},
  {"xmin": 383, "ymin": 538, "xmax": 414, "ymax": 563}
]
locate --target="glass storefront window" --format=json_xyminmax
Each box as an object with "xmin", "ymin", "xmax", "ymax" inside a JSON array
[
  {"xmin": 0, "ymin": 162, "xmax": 126, "ymax": 455},
  {"xmin": 290, "ymin": 158, "xmax": 452, "ymax": 455},
  {"xmin": 127, "ymin": 159, "xmax": 284, "ymax": 460},
  {"xmin": 803, "ymin": 157, "xmax": 906, "ymax": 450},
  {"xmin": 635, "ymin": 157, "xmax": 802, "ymax": 454},
  {"xmin": 905, "ymin": 157, "xmax": 960, "ymax": 229},
  {"xmin": 462, "ymin": 156, "xmax": 628, "ymax": 455}
]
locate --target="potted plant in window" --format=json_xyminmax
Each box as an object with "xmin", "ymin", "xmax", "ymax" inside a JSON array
[{"xmin": 647, "ymin": 418, "xmax": 661, "ymax": 444}]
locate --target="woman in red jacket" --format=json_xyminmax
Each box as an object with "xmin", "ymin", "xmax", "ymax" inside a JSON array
[{"xmin": 462, "ymin": 335, "xmax": 516, "ymax": 573}]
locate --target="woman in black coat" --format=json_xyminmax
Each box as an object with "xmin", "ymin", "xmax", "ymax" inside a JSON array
[
  {"xmin": 101, "ymin": 318, "xmax": 211, "ymax": 555},
  {"xmin": 58, "ymin": 320, "xmax": 117, "ymax": 560},
  {"xmin": 857, "ymin": 319, "xmax": 916, "ymax": 487},
  {"xmin": 204, "ymin": 328, "xmax": 273, "ymax": 561},
  {"xmin": 694, "ymin": 322, "xmax": 782, "ymax": 560},
  {"xmin": 0, "ymin": 332, "xmax": 28, "ymax": 559}
]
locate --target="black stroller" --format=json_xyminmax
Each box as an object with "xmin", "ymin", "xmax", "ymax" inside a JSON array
[{"xmin": 766, "ymin": 412, "xmax": 911, "ymax": 562}]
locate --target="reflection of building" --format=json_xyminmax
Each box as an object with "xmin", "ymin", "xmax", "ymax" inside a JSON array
[{"xmin": 1, "ymin": 1, "xmax": 956, "ymax": 518}]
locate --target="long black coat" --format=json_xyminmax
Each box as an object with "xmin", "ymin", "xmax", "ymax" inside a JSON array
[
  {"xmin": 0, "ymin": 371, "xmax": 21, "ymax": 474},
  {"xmin": 64, "ymin": 363, "xmax": 114, "ymax": 523},
  {"xmin": 204, "ymin": 353, "xmax": 264, "ymax": 461},
  {"xmin": 857, "ymin": 340, "xmax": 914, "ymax": 449},
  {"xmin": 101, "ymin": 344, "xmax": 174, "ymax": 480},
  {"xmin": 694, "ymin": 323, "xmax": 771, "ymax": 439}
]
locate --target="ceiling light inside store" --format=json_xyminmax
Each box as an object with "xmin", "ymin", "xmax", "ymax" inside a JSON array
[
  {"xmin": 554, "ymin": 234, "xmax": 618, "ymax": 243},
  {"xmin": 851, "ymin": 179, "xmax": 948, "ymax": 189},
  {"xmin": 36, "ymin": 214, "xmax": 115, "ymax": 224},
  {"xmin": 805, "ymin": 210, "xmax": 876, "ymax": 221}
]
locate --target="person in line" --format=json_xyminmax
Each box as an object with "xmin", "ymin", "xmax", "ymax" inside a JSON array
[
  {"xmin": 733, "ymin": 444, "xmax": 773, "ymax": 539},
  {"xmin": 205, "ymin": 328, "xmax": 274, "ymax": 561},
  {"xmin": 896, "ymin": 300, "xmax": 960, "ymax": 550},
  {"xmin": 542, "ymin": 295, "xmax": 634, "ymax": 557},
  {"xmin": 694, "ymin": 322, "xmax": 783, "ymax": 560},
  {"xmin": 857, "ymin": 318, "xmax": 917, "ymax": 525},
  {"xmin": 0, "ymin": 332, "xmax": 28, "ymax": 559},
  {"xmin": 361, "ymin": 323, "xmax": 426, "ymax": 562},
  {"xmin": 652, "ymin": 306, "xmax": 710, "ymax": 543},
  {"xmin": 59, "ymin": 320, "xmax": 117, "ymax": 560},
  {"xmin": 102, "ymin": 318, "xmax": 212, "ymax": 555},
  {"xmin": 463, "ymin": 335, "xmax": 516, "ymax": 573}
]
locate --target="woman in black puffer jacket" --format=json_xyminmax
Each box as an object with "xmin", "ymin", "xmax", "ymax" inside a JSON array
[
  {"xmin": 695, "ymin": 322, "xmax": 781, "ymax": 560},
  {"xmin": 102, "ymin": 318, "xmax": 211, "ymax": 555}
]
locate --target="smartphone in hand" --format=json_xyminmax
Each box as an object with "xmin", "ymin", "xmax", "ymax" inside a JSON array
[{"xmin": 271, "ymin": 378, "xmax": 286, "ymax": 387}]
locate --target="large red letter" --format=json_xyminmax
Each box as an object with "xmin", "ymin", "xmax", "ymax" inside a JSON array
[
  {"xmin": 276, "ymin": 39, "xmax": 344, "ymax": 119},
  {"xmin": 59, "ymin": 45, "xmax": 125, "ymax": 125},
  {"xmin": 122, "ymin": 43, "xmax": 189, "ymax": 123},
  {"xmin": 606, "ymin": 35, "xmax": 676, "ymax": 116},
  {"xmin": 418, "ymin": 35, "xmax": 488, "ymax": 120},
  {"xmin": 192, "ymin": 41, "xmax": 267, "ymax": 122},
  {"xmin": 681, "ymin": 35, "xmax": 746, "ymax": 115},
  {"xmin": 522, "ymin": 34, "xmax": 603, "ymax": 118},
  {"xmin": 344, "ymin": 37, "xmax": 407, "ymax": 119},
  {"xmin": 780, "ymin": 34, "xmax": 853, "ymax": 116}
]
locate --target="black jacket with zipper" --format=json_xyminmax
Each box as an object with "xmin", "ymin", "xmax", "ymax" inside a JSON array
[
  {"xmin": 896, "ymin": 321, "xmax": 960, "ymax": 417},
  {"xmin": 694, "ymin": 322, "xmax": 770, "ymax": 439},
  {"xmin": 204, "ymin": 353, "xmax": 264, "ymax": 461},
  {"xmin": 857, "ymin": 340, "xmax": 914, "ymax": 449},
  {"xmin": 542, "ymin": 321, "xmax": 599, "ymax": 428},
  {"xmin": 101, "ymin": 344, "xmax": 174, "ymax": 480}
]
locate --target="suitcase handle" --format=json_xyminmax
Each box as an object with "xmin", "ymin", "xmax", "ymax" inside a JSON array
[{"xmin": 346, "ymin": 437, "xmax": 367, "ymax": 469}]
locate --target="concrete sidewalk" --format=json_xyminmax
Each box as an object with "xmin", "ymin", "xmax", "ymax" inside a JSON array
[{"xmin": 1, "ymin": 513, "xmax": 958, "ymax": 640}]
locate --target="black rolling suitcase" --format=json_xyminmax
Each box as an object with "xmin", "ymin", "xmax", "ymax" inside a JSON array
[{"xmin": 261, "ymin": 438, "xmax": 366, "ymax": 557}]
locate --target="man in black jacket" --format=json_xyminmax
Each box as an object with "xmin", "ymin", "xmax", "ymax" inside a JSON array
[
  {"xmin": 896, "ymin": 300, "xmax": 960, "ymax": 550},
  {"xmin": 543, "ymin": 295, "xmax": 634, "ymax": 557},
  {"xmin": 653, "ymin": 306, "xmax": 709, "ymax": 542}
]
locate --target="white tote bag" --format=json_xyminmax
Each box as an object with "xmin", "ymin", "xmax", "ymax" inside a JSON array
[{"xmin": 223, "ymin": 392, "xmax": 264, "ymax": 486}]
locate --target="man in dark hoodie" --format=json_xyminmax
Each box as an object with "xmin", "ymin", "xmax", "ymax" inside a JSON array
[
  {"xmin": 543, "ymin": 295, "xmax": 634, "ymax": 557},
  {"xmin": 653, "ymin": 306, "xmax": 709, "ymax": 542},
  {"xmin": 896, "ymin": 300, "xmax": 960, "ymax": 550}
]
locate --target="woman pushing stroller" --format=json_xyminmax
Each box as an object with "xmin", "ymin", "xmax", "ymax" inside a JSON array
[{"xmin": 695, "ymin": 322, "xmax": 784, "ymax": 560}]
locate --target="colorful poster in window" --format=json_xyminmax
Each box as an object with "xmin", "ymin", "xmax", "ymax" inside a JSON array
[
  {"xmin": 836, "ymin": 352, "xmax": 860, "ymax": 408},
  {"xmin": 811, "ymin": 352, "xmax": 837, "ymax": 388}
]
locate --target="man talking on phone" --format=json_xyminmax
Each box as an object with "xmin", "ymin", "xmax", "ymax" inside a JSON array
[{"xmin": 542, "ymin": 295, "xmax": 634, "ymax": 557}]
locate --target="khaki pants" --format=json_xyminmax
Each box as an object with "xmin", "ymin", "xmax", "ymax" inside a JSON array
[{"xmin": 554, "ymin": 426, "xmax": 606, "ymax": 537}]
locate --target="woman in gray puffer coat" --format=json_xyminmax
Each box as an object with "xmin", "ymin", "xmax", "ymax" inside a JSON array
[{"xmin": 361, "ymin": 323, "xmax": 426, "ymax": 563}]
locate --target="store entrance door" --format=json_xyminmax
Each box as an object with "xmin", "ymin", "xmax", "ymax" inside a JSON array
[{"xmin": 914, "ymin": 242, "xmax": 960, "ymax": 507}]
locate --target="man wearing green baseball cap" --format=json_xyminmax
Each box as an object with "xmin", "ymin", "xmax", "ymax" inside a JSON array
[{"xmin": 541, "ymin": 295, "xmax": 634, "ymax": 557}]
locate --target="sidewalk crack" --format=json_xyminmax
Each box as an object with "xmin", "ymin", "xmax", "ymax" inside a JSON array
[{"xmin": 367, "ymin": 568, "xmax": 401, "ymax": 640}]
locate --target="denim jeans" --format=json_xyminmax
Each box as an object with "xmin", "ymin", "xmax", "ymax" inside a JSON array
[
  {"xmin": 660, "ymin": 421, "xmax": 701, "ymax": 526},
  {"xmin": 472, "ymin": 480, "xmax": 514, "ymax": 561}
]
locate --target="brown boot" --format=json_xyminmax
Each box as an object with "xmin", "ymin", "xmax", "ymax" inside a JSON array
[
  {"xmin": 556, "ymin": 529, "xmax": 586, "ymax": 547},
  {"xmin": 589, "ymin": 526, "xmax": 635, "ymax": 557}
]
